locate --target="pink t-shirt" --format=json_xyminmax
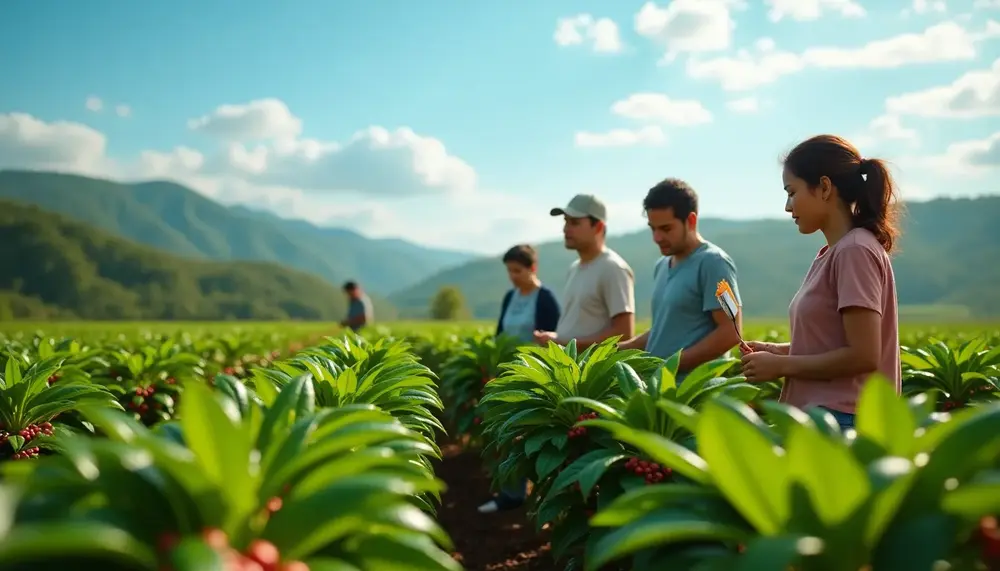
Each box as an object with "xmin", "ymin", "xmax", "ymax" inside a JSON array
[{"xmin": 780, "ymin": 227, "xmax": 901, "ymax": 414}]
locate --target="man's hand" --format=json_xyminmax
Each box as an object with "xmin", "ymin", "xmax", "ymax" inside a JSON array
[{"xmin": 533, "ymin": 330, "xmax": 559, "ymax": 346}]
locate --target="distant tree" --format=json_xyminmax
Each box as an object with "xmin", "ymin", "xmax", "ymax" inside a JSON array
[{"xmin": 429, "ymin": 286, "xmax": 470, "ymax": 321}]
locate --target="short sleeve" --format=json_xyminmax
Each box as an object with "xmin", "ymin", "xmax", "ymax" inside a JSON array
[
  {"xmin": 601, "ymin": 263, "xmax": 635, "ymax": 317},
  {"xmin": 833, "ymin": 244, "xmax": 884, "ymax": 315},
  {"xmin": 700, "ymin": 253, "xmax": 741, "ymax": 313}
]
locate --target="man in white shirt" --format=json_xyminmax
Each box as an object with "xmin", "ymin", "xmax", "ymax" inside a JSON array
[{"xmin": 533, "ymin": 194, "xmax": 635, "ymax": 350}]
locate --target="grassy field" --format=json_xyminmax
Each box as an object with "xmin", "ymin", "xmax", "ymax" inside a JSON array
[{"xmin": 1, "ymin": 318, "xmax": 998, "ymax": 341}]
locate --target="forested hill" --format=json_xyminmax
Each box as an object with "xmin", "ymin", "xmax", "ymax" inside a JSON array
[
  {"xmin": 0, "ymin": 170, "xmax": 476, "ymax": 296},
  {"xmin": 0, "ymin": 200, "xmax": 389, "ymax": 321}
]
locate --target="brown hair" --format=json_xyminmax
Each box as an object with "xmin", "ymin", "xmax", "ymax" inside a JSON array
[
  {"xmin": 644, "ymin": 177, "xmax": 699, "ymax": 219},
  {"xmin": 783, "ymin": 134, "xmax": 901, "ymax": 253},
  {"xmin": 502, "ymin": 244, "xmax": 538, "ymax": 269}
]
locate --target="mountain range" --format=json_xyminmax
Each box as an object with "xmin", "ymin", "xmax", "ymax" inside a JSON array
[
  {"xmin": 389, "ymin": 195, "xmax": 1000, "ymax": 320},
  {"xmin": 0, "ymin": 170, "xmax": 476, "ymax": 297},
  {"xmin": 1, "ymin": 169, "xmax": 997, "ymax": 322},
  {"xmin": 0, "ymin": 200, "xmax": 358, "ymax": 321}
]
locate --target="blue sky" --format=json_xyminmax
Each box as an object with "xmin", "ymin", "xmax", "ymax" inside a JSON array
[{"xmin": 1, "ymin": 0, "xmax": 998, "ymax": 253}]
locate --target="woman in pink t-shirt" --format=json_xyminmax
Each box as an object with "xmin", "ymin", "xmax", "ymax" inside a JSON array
[{"xmin": 740, "ymin": 134, "xmax": 902, "ymax": 429}]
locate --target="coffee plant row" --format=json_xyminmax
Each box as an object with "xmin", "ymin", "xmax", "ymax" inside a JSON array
[
  {"xmin": 435, "ymin": 329, "xmax": 1000, "ymax": 571},
  {"xmin": 0, "ymin": 323, "xmax": 998, "ymax": 571},
  {"xmin": 0, "ymin": 328, "xmax": 459, "ymax": 571}
]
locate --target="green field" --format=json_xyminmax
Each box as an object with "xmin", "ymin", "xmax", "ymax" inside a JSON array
[
  {"xmin": 0, "ymin": 319, "xmax": 997, "ymax": 570},
  {"xmin": 3, "ymin": 318, "xmax": 997, "ymax": 344}
]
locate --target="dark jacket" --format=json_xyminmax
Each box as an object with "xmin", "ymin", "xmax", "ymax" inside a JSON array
[{"xmin": 496, "ymin": 285, "xmax": 561, "ymax": 336}]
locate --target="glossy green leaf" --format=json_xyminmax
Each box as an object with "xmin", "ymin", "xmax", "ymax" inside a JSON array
[
  {"xmin": 697, "ymin": 401, "xmax": 789, "ymax": 534},
  {"xmin": 856, "ymin": 374, "xmax": 915, "ymax": 457}
]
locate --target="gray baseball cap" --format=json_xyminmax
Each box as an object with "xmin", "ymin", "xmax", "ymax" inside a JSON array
[{"xmin": 550, "ymin": 194, "xmax": 607, "ymax": 222}]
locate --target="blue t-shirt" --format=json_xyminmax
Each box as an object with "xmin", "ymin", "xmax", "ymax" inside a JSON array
[
  {"xmin": 501, "ymin": 288, "xmax": 541, "ymax": 344},
  {"xmin": 346, "ymin": 294, "xmax": 373, "ymax": 331},
  {"xmin": 645, "ymin": 241, "xmax": 741, "ymax": 371}
]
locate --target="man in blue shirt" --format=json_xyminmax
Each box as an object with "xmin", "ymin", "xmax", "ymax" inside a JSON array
[
  {"xmin": 619, "ymin": 178, "xmax": 744, "ymax": 377},
  {"xmin": 340, "ymin": 281, "xmax": 374, "ymax": 332}
]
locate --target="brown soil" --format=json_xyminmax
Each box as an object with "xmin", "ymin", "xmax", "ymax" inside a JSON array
[{"xmin": 434, "ymin": 441, "xmax": 555, "ymax": 571}]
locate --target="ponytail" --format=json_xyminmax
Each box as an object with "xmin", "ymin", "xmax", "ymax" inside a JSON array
[
  {"xmin": 783, "ymin": 135, "xmax": 904, "ymax": 255},
  {"xmin": 854, "ymin": 158, "xmax": 901, "ymax": 254}
]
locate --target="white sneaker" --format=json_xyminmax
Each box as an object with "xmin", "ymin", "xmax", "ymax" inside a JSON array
[{"xmin": 477, "ymin": 500, "xmax": 500, "ymax": 513}]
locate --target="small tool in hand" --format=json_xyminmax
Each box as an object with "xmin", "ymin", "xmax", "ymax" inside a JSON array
[{"xmin": 716, "ymin": 279, "xmax": 750, "ymax": 353}]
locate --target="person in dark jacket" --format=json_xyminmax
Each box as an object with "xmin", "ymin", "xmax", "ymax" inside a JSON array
[{"xmin": 478, "ymin": 244, "xmax": 561, "ymax": 514}]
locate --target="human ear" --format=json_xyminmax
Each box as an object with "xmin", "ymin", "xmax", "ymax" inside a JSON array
[{"xmin": 818, "ymin": 176, "xmax": 834, "ymax": 201}]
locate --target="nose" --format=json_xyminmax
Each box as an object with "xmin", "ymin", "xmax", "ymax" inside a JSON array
[{"xmin": 784, "ymin": 196, "xmax": 792, "ymax": 213}]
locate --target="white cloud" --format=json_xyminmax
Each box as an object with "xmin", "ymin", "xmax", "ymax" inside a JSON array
[
  {"xmin": 867, "ymin": 114, "xmax": 919, "ymax": 141},
  {"xmin": 610, "ymin": 93, "xmax": 713, "ymax": 125},
  {"xmin": 687, "ymin": 20, "xmax": 996, "ymax": 91},
  {"xmin": 803, "ymin": 21, "xmax": 990, "ymax": 68},
  {"xmin": 554, "ymin": 14, "xmax": 623, "ymax": 53},
  {"xmin": 0, "ymin": 113, "xmax": 109, "ymax": 175},
  {"xmin": 853, "ymin": 114, "xmax": 920, "ymax": 148},
  {"xmin": 635, "ymin": 0, "xmax": 742, "ymax": 62},
  {"xmin": 182, "ymin": 99, "xmax": 477, "ymax": 196},
  {"xmin": 886, "ymin": 57, "xmax": 1000, "ymax": 118},
  {"xmin": 974, "ymin": 0, "xmax": 1000, "ymax": 8},
  {"xmin": 922, "ymin": 131, "xmax": 1000, "ymax": 174},
  {"xmin": 573, "ymin": 93, "xmax": 710, "ymax": 148},
  {"xmin": 217, "ymin": 126, "xmax": 476, "ymax": 196},
  {"xmin": 1, "ymin": 102, "xmax": 477, "ymax": 200},
  {"xmin": 115, "ymin": 104, "xmax": 132, "ymax": 118},
  {"xmin": 687, "ymin": 37, "xmax": 804, "ymax": 91},
  {"xmin": 574, "ymin": 126, "xmax": 666, "ymax": 148},
  {"xmin": 85, "ymin": 96, "xmax": 103, "ymax": 113},
  {"xmin": 726, "ymin": 96, "xmax": 759, "ymax": 112},
  {"xmin": 903, "ymin": 0, "xmax": 948, "ymax": 16},
  {"xmin": 764, "ymin": 0, "xmax": 866, "ymax": 22},
  {"xmin": 136, "ymin": 146, "xmax": 206, "ymax": 177},
  {"xmin": 188, "ymin": 98, "xmax": 303, "ymax": 141}
]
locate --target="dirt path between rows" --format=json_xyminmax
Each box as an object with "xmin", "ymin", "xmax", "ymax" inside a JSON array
[{"xmin": 433, "ymin": 442, "xmax": 554, "ymax": 571}]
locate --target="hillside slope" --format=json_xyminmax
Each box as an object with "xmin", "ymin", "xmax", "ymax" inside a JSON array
[
  {"xmin": 391, "ymin": 196, "xmax": 1000, "ymax": 319},
  {"xmin": 0, "ymin": 200, "xmax": 388, "ymax": 321},
  {"xmin": 0, "ymin": 170, "xmax": 476, "ymax": 295}
]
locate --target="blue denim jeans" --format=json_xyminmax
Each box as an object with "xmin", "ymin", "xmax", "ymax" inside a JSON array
[
  {"xmin": 496, "ymin": 478, "xmax": 528, "ymax": 507},
  {"xmin": 817, "ymin": 406, "xmax": 855, "ymax": 430}
]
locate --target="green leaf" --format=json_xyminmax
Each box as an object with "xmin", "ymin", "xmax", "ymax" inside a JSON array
[
  {"xmin": 264, "ymin": 476, "xmax": 448, "ymax": 561},
  {"xmin": 590, "ymin": 484, "xmax": 720, "ymax": 527},
  {"xmin": 579, "ymin": 419, "xmax": 711, "ymax": 485},
  {"xmin": 0, "ymin": 522, "xmax": 157, "ymax": 568},
  {"xmin": 577, "ymin": 453, "xmax": 629, "ymax": 497},
  {"xmin": 855, "ymin": 374, "xmax": 915, "ymax": 457},
  {"xmin": 4, "ymin": 358, "xmax": 21, "ymax": 386},
  {"xmin": 785, "ymin": 423, "xmax": 870, "ymax": 527},
  {"xmin": 585, "ymin": 509, "xmax": 747, "ymax": 570},
  {"xmin": 178, "ymin": 381, "xmax": 254, "ymax": 529},
  {"xmin": 535, "ymin": 445, "xmax": 568, "ymax": 479},
  {"xmin": 696, "ymin": 400, "xmax": 789, "ymax": 534},
  {"xmin": 167, "ymin": 538, "xmax": 227, "ymax": 571},
  {"xmin": 734, "ymin": 535, "xmax": 823, "ymax": 571},
  {"xmin": 941, "ymin": 470, "xmax": 1000, "ymax": 519}
]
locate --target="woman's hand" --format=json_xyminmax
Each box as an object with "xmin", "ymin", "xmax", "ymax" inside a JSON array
[
  {"xmin": 741, "ymin": 351, "xmax": 787, "ymax": 382},
  {"xmin": 740, "ymin": 341, "xmax": 784, "ymax": 355}
]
